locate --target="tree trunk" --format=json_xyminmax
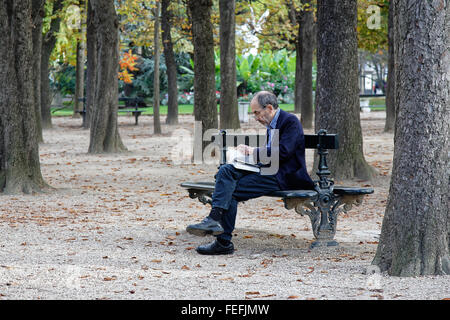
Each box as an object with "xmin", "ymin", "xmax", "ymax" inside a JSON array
[
  {"xmin": 88, "ymin": 0, "xmax": 126, "ymax": 153},
  {"xmin": 188, "ymin": 0, "xmax": 218, "ymax": 152},
  {"xmin": 219, "ymin": 0, "xmax": 240, "ymax": 130},
  {"xmin": 384, "ymin": 2, "xmax": 395, "ymax": 132},
  {"xmin": 74, "ymin": 41, "xmax": 85, "ymax": 118},
  {"xmin": 85, "ymin": 0, "xmax": 97, "ymax": 129},
  {"xmin": 74, "ymin": 0, "xmax": 86, "ymax": 119},
  {"xmin": 153, "ymin": 1, "xmax": 162, "ymax": 135},
  {"xmin": 314, "ymin": 0, "xmax": 376, "ymax": 181},
  {"xmin": 40, "ymin": 0, "xmax": 63, "ymax": 130},
  {"xmin": 372, "ymin": 0, "xmax": 449, "ymax": 277},
  {"xmin": 298, "ymin": 0, "xmax": 314, "ymax": 129},
  {"xmin": 294, "ymin": 41, "xmax": 302, "ymax": 114},
  {"xmin": 32, "ymin": 0, "xmax": 45, "ymax": 143},
  {"xmin": 0, "ymin": 0, "xmax": 49, "ymax": 194},
  {"xmin": 161, "ymin": 0, "xmax": 179, "ymax": 125}
]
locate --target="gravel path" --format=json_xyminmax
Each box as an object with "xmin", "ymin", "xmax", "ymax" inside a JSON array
[{"xmin": 0, "ymin": 113, "xmax": 448, "ymax": 300}]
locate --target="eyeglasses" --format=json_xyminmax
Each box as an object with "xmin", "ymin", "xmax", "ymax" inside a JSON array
[{"xmin": 252, "ymin": 105, "xmax": 267, "ymax": 118}]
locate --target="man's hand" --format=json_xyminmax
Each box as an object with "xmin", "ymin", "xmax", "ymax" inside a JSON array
[{"xmin": 237, "ymin": 144, "xmax": 254, "ymax": 156}]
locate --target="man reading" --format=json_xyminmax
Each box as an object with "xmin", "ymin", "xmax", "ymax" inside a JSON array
[{"xmin": 186, "ymin": 91, "xmax": 314, "ymax": 255}]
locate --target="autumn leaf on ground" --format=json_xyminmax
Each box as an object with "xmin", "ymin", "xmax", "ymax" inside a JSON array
[
  {"xmin": 150, "ymin": 259, "xmax": 162, "ymax": 263},
  {"xmin": 103, "ymin": 276, "xmax": 117, "ymax": 281}
]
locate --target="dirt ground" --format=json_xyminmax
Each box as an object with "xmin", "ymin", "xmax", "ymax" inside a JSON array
[{"xmin": 0, "ymin": 111, "xmax": 448, "ymax": 300}]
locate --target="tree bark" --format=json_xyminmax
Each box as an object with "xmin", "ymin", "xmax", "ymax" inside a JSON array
[
  {"xmin": 314, "ymin": 0, "xmax": 376, "ymax": 181},
  {"xmin": 372, "ymin": 0, "xmax": 449, "ymax": 276},
  {"xmin": 40, "ymin": 0, "xmax": 63, "ymax": 130},
  {"xmin": 187, "ymin": 0, "xmax": 218, "ymax": 152},
  {"xmin": 153, "ymin": 1, "xmax": 162, "ymax": 134},
  {"xmin": 384, "ymin": 2, "xmax": 395, "ymax": 132},
  {"xmin": 74, "ymin": 0, "xmax": 86, "ymax": 120},
  {"xmin": 161, "ymin": 0, "xmax": 179, "ymax": 125},
  {"xmin": 219, "ymin": 0, "xmax": 240, "ymax": 130},
  {"xmin": 32, "ymin": 0, "xmax": 45, "ymax": 143},
  {"xmin": 84, "ymin": 0, "xmax": 97, "ymax": 129},
  {"xmin": 298, "ymin": 0, "xmax": 314, "ymax": 129},
  {"xmin": 88, "ymin": 0, "xmax": 126, "ymax": 153},
  {"xmin": 0, "ymin": 0, "xmax": 49, "ymax": 194}
]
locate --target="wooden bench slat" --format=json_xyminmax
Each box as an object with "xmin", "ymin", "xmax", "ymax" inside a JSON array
[
  {"xmin": 304, "ymin": 134, "xmax": 339, "ymax": 149},
  {"xmin": 180, "ymin": 182, "xmax": 373, "ymax": 198},
  {"xmin": 268, "ymin": 190, "xmax": 318, "ymax": 199},
  {"xmin": 181, "ymin": 182, "xmax": 215, "ymax": 191},
  {"xmin": 212, "ymin": 133, "xmax": 339, "ymax": 149},
  {"xmin": 333, "ymin": 186, "xmax": 374, "ymax": 195}
]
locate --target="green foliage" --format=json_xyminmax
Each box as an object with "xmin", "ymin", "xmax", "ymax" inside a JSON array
[
  {"xmin": 50, "ymin": 63, "xmax": 76, "ymax": 96},
  {"xmin": 128, "ymin": 55, "xmax": 168, "ymax": 97},
  {"xmin": 237, "ymin": 49, "xmax": 296, "ymax": 102}
]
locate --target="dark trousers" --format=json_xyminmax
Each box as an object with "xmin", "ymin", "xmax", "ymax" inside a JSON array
[{"xmin": 211, "ymin": 164, "xmax": 280, "ymax": 242}]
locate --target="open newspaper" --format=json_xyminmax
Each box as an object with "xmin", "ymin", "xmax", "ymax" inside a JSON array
[{"xmin": 226, "ymin": 148, "xmax": 260, "ymax": 173}]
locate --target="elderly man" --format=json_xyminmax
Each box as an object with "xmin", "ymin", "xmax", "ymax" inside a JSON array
[{"xmin": 186, "ymin": 91, "xmax": 314, "ymax": 255}]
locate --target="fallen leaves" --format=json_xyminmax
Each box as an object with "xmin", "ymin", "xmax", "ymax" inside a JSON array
[
  {"xmin": 150, "ymin": 259, "xmax": 162, "ymax": 263},
  {"xmin": 260, "ymin": 259, "xmax": 273, "ymax": 268},
  {"xmin": 103, "ymin": 276, "xmax": 117, "ymax": 281}
]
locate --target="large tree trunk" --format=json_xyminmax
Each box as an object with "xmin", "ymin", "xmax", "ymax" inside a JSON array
[
  {"xmin": 298, "ymin": 0, "xmax": 314, "ymax": 129},
  {"xmin": 384, "ymin": 2, "xmax": 395, "ymax": 132},
  {"xmin": 188, "ymin": 0, "xmax": 218, "ymax": 152},
  {"xmin": 161, "ymin": 0, "xmax": 179, "ymax": 125},
  {"xmin": 32, "ymin": 0, "xmax": 45, "ymax": 143},
  {"xmin": 219, "ymin": 0, "xmax": 240, "ymax": 130},
  {"xmin": 153, "ymin": 1, "xmax": 162, "ymax": 135},
  {"xmin": 40, "ymin": 0, "xmax": 63, "ymax": 129},
  {"xmin": 314, "ymin": 0, "xmax": 376, "ymax": 181},
  {"xmin": 88, "ymin": 0, "xmax": 126, "ymax": 153},
  {"xmin": 372, "ymin": 0, "xmax": 449, "ymax": 277},
  {"xmin": 0, "ymin": 0, "xmax": 48, "ymax": 194},
  {"xmin": 84, "ymin": 0, "xmax": 96, "ymax": 129}
]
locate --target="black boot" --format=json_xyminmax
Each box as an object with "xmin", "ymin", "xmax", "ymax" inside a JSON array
[
  {"xmin": 196, "ymin": 239, "xmax": 234, "ymax": 255},
  {"xmin": 186, "ymin": 207, "xmax": 224, "ymax": 237}
]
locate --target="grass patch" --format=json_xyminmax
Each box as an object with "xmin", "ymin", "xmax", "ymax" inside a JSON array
[{"xmin": 51, "ymin": 103, "xmax": 296, "ymax": 116}]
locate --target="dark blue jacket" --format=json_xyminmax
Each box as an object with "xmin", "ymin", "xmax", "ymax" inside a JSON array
[{"xmin": 254, "ymin": 109, "xmax": 315, "ymax": 190}]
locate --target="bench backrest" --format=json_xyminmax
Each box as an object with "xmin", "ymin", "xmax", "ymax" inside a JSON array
[
  {"xmin": 212, "ymin": 129, "xmax": 338, "ymax": 189},
  {"xmin": 212, "ymin": 130, "xmax": 339, "ymax": 150}
]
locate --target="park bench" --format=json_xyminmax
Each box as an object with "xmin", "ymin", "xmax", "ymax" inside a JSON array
[
  {"xmin": 76, "ymin": 97, "xmax": 148, "ymax": 125},
  {"xmin": 181, "ymin": 129, "xmax": 374, "ymax": 248},
  {"xmin": 117, "ymin": 97, "xmax": 148, "ymax": 125}
]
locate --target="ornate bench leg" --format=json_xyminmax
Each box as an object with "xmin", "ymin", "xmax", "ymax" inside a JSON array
[
  {"xmin": 284, "ymin": 195, "xmax": 339, "ymax": 249},
  {"xmin": 312, "ymin": 194, "xmax": 367, "ymax": 248},
  {"xmin": 310, "ymin": 206, "xmax": 339, "ymax": 248}
]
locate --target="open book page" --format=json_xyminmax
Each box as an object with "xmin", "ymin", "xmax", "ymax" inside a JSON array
[{"xmin": 226, "ymin": 148, "xmax": 260, "ymax": 173}]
